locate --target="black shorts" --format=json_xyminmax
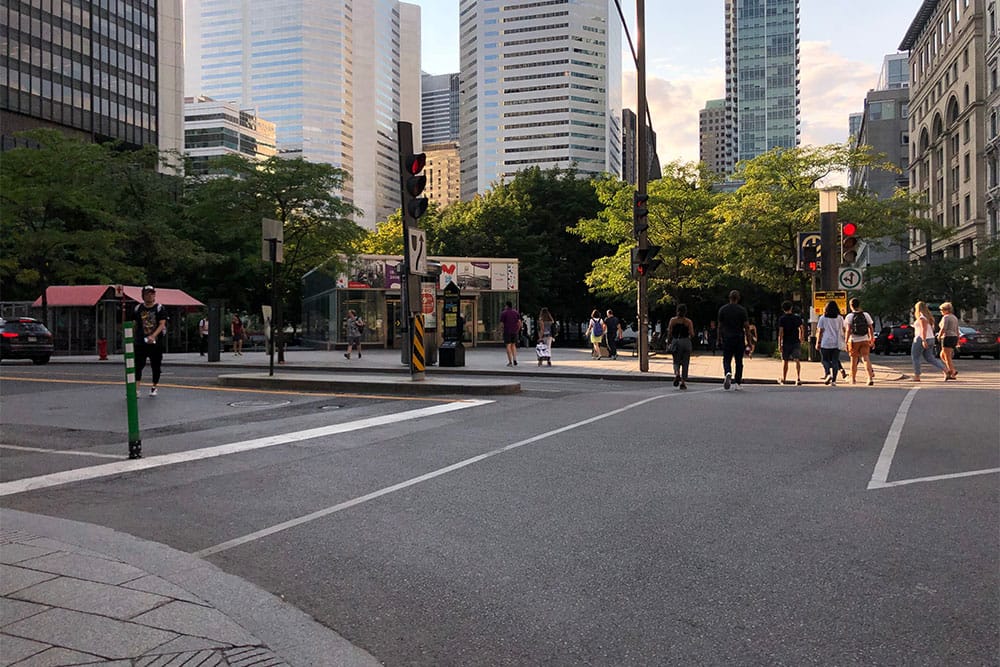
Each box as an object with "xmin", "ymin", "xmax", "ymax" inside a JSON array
[
  {"xmin": 503, "ymin": 331, "xmax": 519, "ymax": 345},
  {"xmin": 942, "ymin": 335, "xmax": 958, "ymax": 349},
  {"xmin": 781, "ymin": 343, "xmax": 801, "ymax": 361}
]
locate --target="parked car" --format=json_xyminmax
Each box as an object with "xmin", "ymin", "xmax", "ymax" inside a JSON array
[
  {"xmin": 0, "ymin": 317, "xmax": 54, "ymax": 364},
  {"xmin": 953, "ymin": 326, "xmax": 1000, "ymax": 359},
  {"xmin": 873, "ymin": 324, "xmax": 914, "ymax": 355}
]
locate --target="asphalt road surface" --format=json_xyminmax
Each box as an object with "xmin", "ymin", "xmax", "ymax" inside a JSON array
[{"xmin": 1, "ymin": 362, "xmax": 998, "ymax": 665}]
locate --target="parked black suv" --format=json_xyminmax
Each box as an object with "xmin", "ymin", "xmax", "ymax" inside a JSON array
[
  {"xmin": 0, "ymin": 317, "xmax": 54, "ymax": 364},
  {"xmin": 873, "ymin": 324, "xmax": 914, "ymax": 355}
]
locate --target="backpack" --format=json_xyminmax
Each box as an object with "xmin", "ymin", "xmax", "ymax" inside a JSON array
[
  {"xmin": 356, "ymin": 318, "xmax": 365, "ymax": 333},
  {"xmin": 850, "ymin": 312, "xmax": 869, "ymax": 336},
  {"xmin": 592, "ymin": 318, "xmax": 604, "ymax": 337}
]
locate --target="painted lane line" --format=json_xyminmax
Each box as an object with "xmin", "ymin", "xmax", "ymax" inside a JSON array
[
  {"xmin": 195, "ymin": 389, "xmax": 709, "ymax": 558},
  {"xmin": 868, "ymin": 387, "xmax": 919, "ymax": 489},
  {"xmin": 0, "ymin": 444, "xmax": 128, "ymax": 460},
  {"xmin": 870, "ymin": 468, "xmax": 1000, "ymax": 490},
  {"xmin": 0, "ymin": 375, "xmax": 460, "ymax": 402},
  {"xmin": 0, "ymin": 400, "xmax": 493, "ymax": 497}
]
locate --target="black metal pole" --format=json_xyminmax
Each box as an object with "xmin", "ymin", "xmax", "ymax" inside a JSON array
[
  {"xmin": 269, "ymin": 238, "xmax": 277, "ymax": 377},
  {"xmin": 636, "ymin": 0, "xmax": 649, "ymax": 372}
]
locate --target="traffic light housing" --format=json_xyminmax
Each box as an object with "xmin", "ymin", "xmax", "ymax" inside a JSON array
[
  {"xmin": 631, "ymin": 244, "xmax": 661, "ymax": 279},
  {"xmin": 402, "ymin": 153, "xmax": 428, "ymax": 222},
  {"xmin": 841, "ymin": 221, "xmax": 859, "ymax": 264},
  {"xmin": 633, "ymin": 192, "xmax": 649, "ymax": 237},
  {"xmin": 803, "ymin": 245, "xmax": 818, "ymax": 273}
]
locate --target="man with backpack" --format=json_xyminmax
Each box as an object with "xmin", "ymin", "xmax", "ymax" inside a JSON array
[{"xmin": 844, "ymin": 297, "xmax": 875, "ymax": 385}]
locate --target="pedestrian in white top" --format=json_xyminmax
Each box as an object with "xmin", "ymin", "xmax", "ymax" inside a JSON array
[
  {"xmin": 911, "ymin": 301, "xmax": 948, "ymax": 382},
  {"xmin": 815, "ymin": 301, "xmax": 845, "ymax": 386}
]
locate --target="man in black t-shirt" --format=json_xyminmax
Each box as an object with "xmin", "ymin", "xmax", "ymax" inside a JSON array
[
  {"xmin": 133, "ymin": 285, "xmax": 167, "ymax": 397},
  {"xmin": 604, "ymin": 309, "xmax": 621, "ymax": 360},
  {"xmin": 717, "ymin": 290, "xmax": 751, "ymax": 390},
  {"xmin": 777, "ymin": 300, "xmax": 805, "ymax": 385}
]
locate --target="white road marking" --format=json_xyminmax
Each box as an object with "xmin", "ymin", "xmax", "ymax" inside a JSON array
[
  {"xmin": 870, "ymin": 468, "xmax": 1000, "ymax": 489},
  {"xmin": 0, "ymin": 444, "xmax": 128, "ymax": 460},
  {"xmin": 868, "ymin": 388, "xmax": 919, "ymax": 489},
  {"xmin": 195, "ymin": 389, "xmax": 710, "ymax": 557},
  {"xmin": 868, "ymin": 387, "xmax": 1000, "ymax": 489},
  {"xmin": 0, "ymin": 400, "xmax": 492, "ymax": 497}
]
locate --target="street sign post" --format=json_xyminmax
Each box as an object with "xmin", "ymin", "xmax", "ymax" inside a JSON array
[
  {"xmin": 838, "ymin": 267, "xmax": 863, "ymax": 290},
  {"xmin": 408, "ymin": 228, "xmax": 427, "ymax": 275}
]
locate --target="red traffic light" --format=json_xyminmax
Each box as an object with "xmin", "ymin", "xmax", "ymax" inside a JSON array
[
  {"xmin": 807, "ymin": 261, "xmax": 817, "ymax": 272},
  {"xmin": 405, "ymin": 153, "xmax": 426, "ymax": 175},
  {"xmin": 842, "ymin": 222, "xmax": 858, "ymax": 237}
]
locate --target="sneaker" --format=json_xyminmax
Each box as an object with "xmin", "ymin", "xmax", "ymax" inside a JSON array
[
  {"xmin": 824, "ymin": 375, "xmax": 832, "ymax": 385},
  {"xmin": 795, "ymin": 379, "xmax": 803, "ymax": 386},
  {"xmin": 673, "ymin": 376, "xmax": 680, "ymax": 387},
  {"xmin": 830, "ymin": 380, "xmax": 837, "ymax": 387},
  {"xmin": 358, "ymin": 353, "xmax": 362, "ymax": 358},
  {"xmin": 149, "ymin": 387, "xmax": 158, "ymax": 397},
  {"xmin": 867, "ymin": 378, "xmax": 874, "ymax": 386},
  {"xmin": 506, "ymin": 362, "xmax": 513, "ymax": 367},
  {"xmin": 547, "ymin": 361, "xmax": 552, "ymax": 367},
  {"xmin": 513, "ymin": 359, "xmax": 518, "ymax": 366},
  {"xmin": 778, "ymin": 378, "xmax": 785, "ymax": 385},
  {"xmin": 679, "ymin": 382, "xmax": 687, "ymax": 390},
  {"xmin": 344, "ymin": 353, "xmax": 351, "ymax": 359},
  {"xmin": 734, "ymin": 383, "xmax": 742, "ymax": 391},
  {"xmin": 840, "ymin": 369, "xmax": 847, "ymax": 379},
  {"xmin": 724, "ymin": 372, "xmax": 732, "ymax": 390}
]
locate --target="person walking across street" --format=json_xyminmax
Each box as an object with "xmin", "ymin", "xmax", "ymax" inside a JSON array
[
  {"xmin": 717, "ymin": 290, "xmax": 751, "ymax": 390},
  {"xmin": 844, "ymin": 297, "xmax": 876, "ymax": 385},
  {"xmin": 134, "ymin": 286, "xmax": 166, "ymax": 397},
  {"xmin": 585, "ymin": 309, "xmax": 606, "ymax": 359},
  {"xmin": 231, "ymin": 314, "xmax": 244, "ymax": 356},
  {"xmin": 937, "ymin": 302, "xmax": 960, "ymax": 380},
  {"xmin": 198, "ymin": 313, "xmax": 209, "ymax": 356},
  {"xmin": 344, "ymin": 309, "xmax": 364, "ymax": 359},
  {"xmin": 500, "ymin": 301, "xmax": 522, "ymax": 366},
  {"xmin": 815, "ymin": 301, "xmax": 845, "ymax": 386},
  {"xmin": 911, "ymin": 301, "xmax": 948, "ymax": 382},
  {"xmin": 604, "ymin": 309, "xmax": 622, "ymax": 360},
  {"xmin": 666, "ymin": 304, "xmax": 694, "ymax": 390},
  {"xmin": 777, "ymin": 300, "xmax": 805, "ymax": 385},
  {"xmin": 538, "ymin": 307, "xmax": 556, "ymax": 366}
]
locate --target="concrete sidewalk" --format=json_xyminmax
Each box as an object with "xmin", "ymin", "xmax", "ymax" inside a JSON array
[
  {"xmin": 0, "ymin": 510, "xmax": 379, "ymax": 666},
  {"xmin": 48, "ymin": 344, "xmax": 906, "ymax": 390}
]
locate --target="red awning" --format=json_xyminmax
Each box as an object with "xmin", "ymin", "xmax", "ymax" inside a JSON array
[
  {"xmin": 32, "ymin": 285, "xmax": 113, "ymax": 307},
  {"xmin": 33, "ymin": 285, "xmax": 204, "ymax": 308},
  {"xmin": 120, "ymin": 286, "xmax": 204, "ymax": 308}
]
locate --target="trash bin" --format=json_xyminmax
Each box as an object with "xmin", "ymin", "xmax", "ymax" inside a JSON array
[{"xmin": 439, "ymin": 341, "xmax": 465, "ymax": 367}]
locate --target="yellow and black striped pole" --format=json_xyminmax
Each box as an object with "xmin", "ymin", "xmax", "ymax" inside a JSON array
[
  {"xmin": 411, "ymin": 313, "xmax": 425, "ymax": 380},
  {"xmin": 123, "ymin": 321, "xmax": 142, "ymax": 459}
]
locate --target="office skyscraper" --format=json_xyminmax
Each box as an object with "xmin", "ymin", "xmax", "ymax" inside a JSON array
[
  {"xmin": 185, "ymin": 0, "xmax": 421, "ymax": 228},
  {"xmin": 723, "ymin": 0, "xmax": 801, "ymax": 171},
  {"xmin": 422, "ymin": 73, "xmax": 460, "ymax": 145},
  {"xmin": 458, "ymin": 0, "xmax": 622, "ymax": 199},
  {"xmin": 1, "ymin": 0, "xmax": 184, "ymax": 163},
  {"xmin": 699, "ymin": 99, "xmax": 728, "ymax": 177}
]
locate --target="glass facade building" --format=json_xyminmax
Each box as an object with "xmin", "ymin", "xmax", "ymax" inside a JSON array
[
  {"xmin": 458, "ymin": 0, "xmax": 622, "ymax": 199},
  {"xmin": 724, "ymin": 0, "xmax": 801, "ymax": 169},
  {"xmin": 1, "ymin": 0, "xmax": 183, "ymax": 156},
  {"xmin": 186, "ymin": 0, "xmax": 421, "ymax": 226},
  {"xmin": 422, "ymin": 72, "xmax": 460, "ymax": 144}
]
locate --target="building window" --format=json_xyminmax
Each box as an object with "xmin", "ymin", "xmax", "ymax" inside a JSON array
[
  {"xmin": 964, "ymin": 119, "xmax": 970, "ymax": 142},
  {"xmin": 964, "ymin": 152, "xmax": 970, "ymax": 180},
  {"xmin": 964, "ymin": 194, "xmax": 971, "ymax": 220},
  {"xmin": 901, "ymin": 131, "xmax": 909, "ymax": 145}
]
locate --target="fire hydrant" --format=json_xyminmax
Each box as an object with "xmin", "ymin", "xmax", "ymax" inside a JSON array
[{"xmin": 97, "ymin": 338, "xmax": 108, "ymax": 360}]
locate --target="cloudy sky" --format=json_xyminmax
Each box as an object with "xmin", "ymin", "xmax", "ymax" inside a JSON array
[{"xmin": 410, "ymin": 0, "xmax": 922, "ymax": 164}]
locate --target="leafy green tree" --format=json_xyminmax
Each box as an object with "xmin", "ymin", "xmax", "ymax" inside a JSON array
[
  {"xmin": 571, "ymin": 162, "xmax": 722, "ymax": 310},
  {"xmin": 861, "ymin": 256, "xmax": 988, "ymax": 323},
  {"xmin": 182, "ymin": 154, "xmax": 363, "ymax": 323},
  {"xmin": 427, "ymin": 167, "xmax": 607, "ymax": 318}
]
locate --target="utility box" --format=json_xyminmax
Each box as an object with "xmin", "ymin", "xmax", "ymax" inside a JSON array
[{"xmin": 439, "ymin": 282, "xmax": 465, "ymax": 367}]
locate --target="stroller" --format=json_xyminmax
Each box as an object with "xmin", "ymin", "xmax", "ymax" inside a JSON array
[{"xmin": 535, "ymin": 340, "xmax": 552, "ymax": 366}]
